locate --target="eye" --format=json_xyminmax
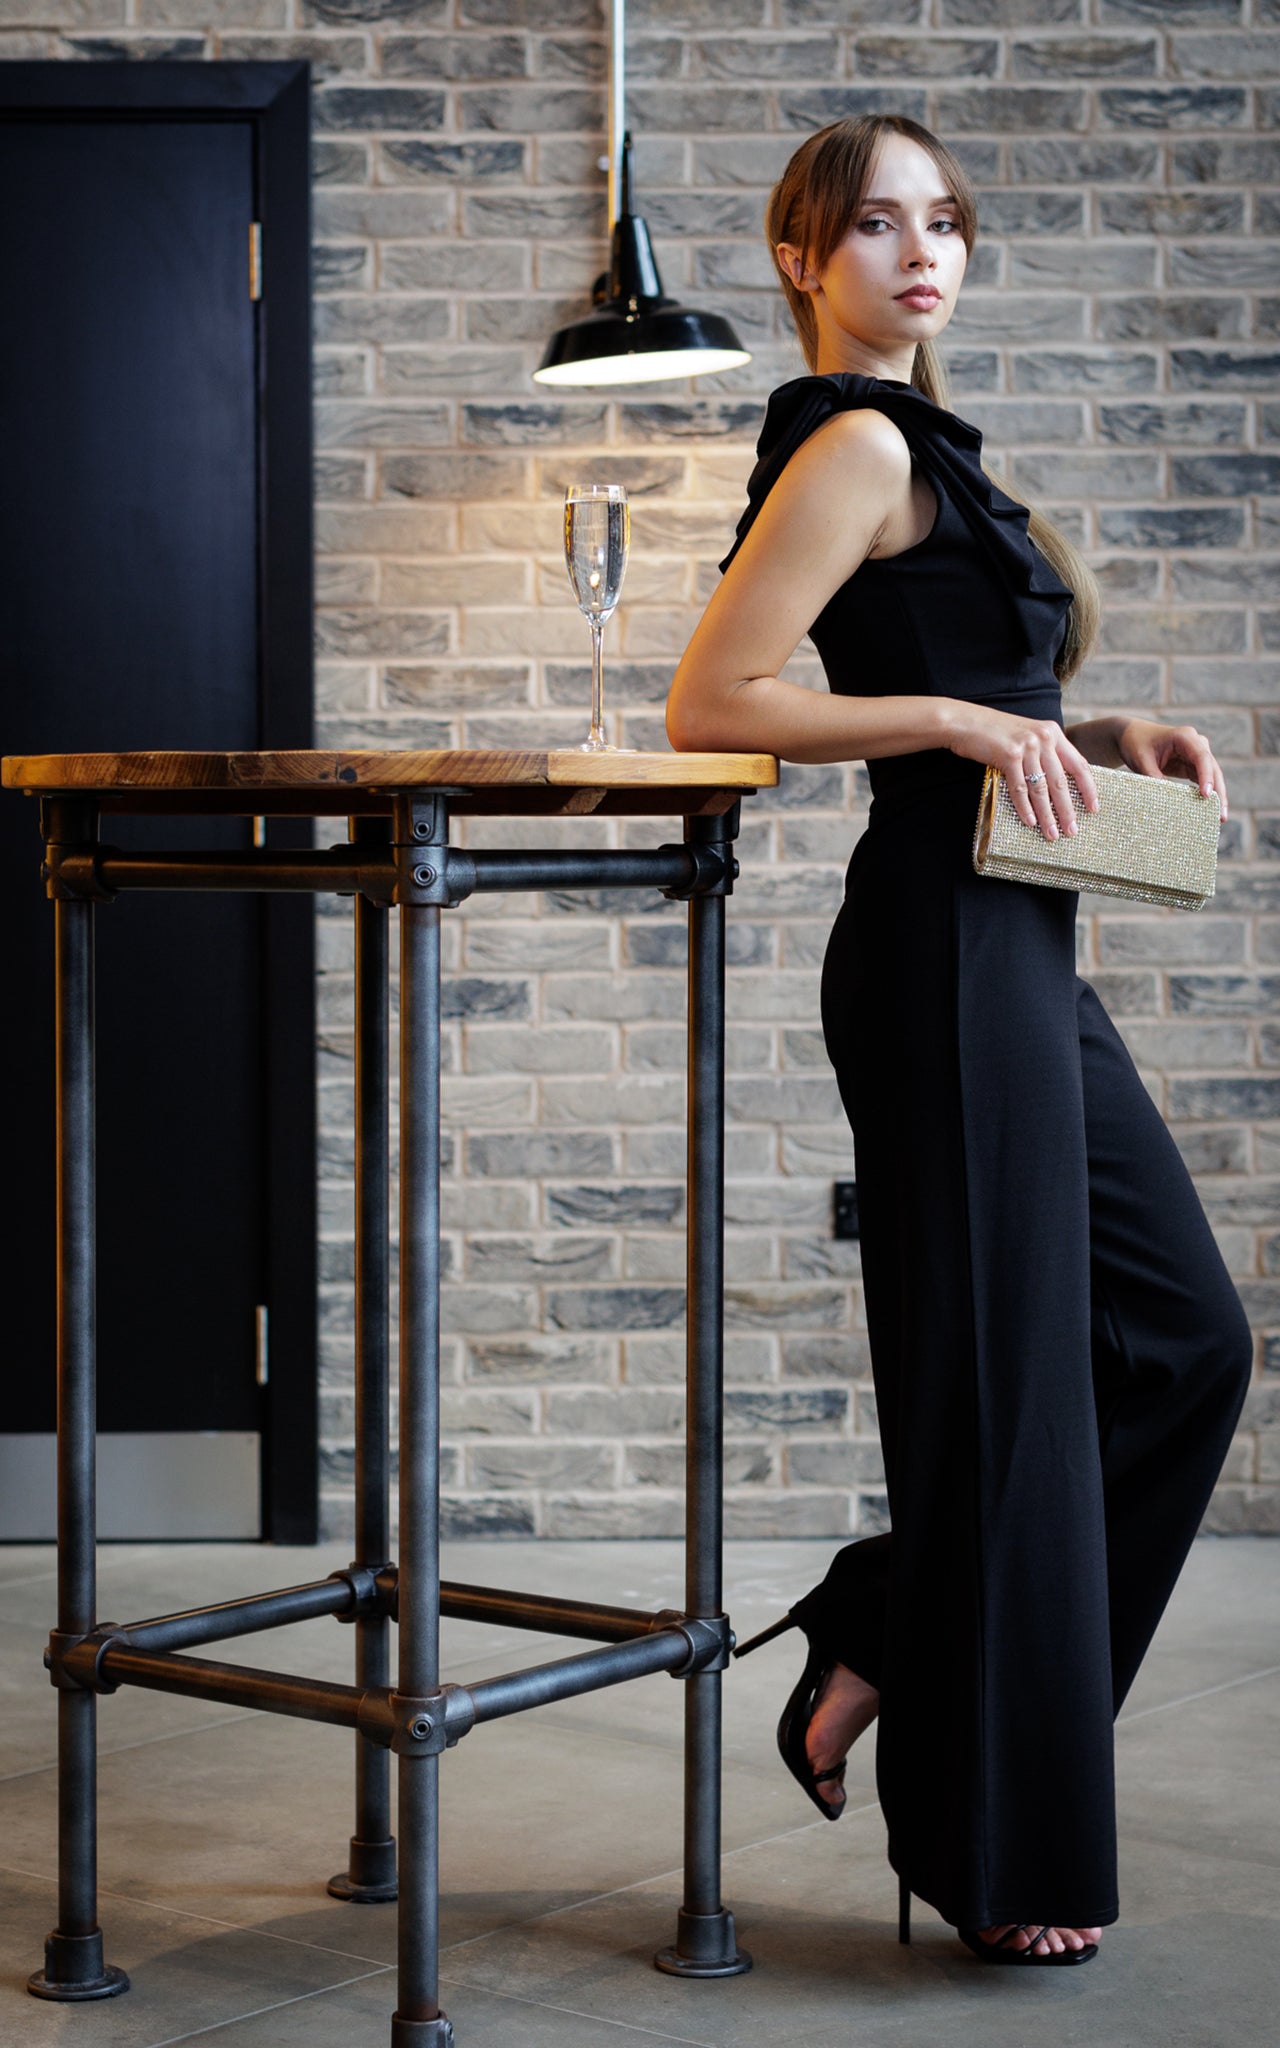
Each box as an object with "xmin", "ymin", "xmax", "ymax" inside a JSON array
[
  {"xmin": 857, "ymin": 216, "xmax": 890, "ymax": 233},
  {"xmin": 931, "ymin": 217, "xmax": 960, "ymax": 233}
]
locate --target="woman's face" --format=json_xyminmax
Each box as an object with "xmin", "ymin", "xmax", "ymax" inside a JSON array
[{"xmin": 779, "ymin": 132, "xmax": 969, "ymax": 377}]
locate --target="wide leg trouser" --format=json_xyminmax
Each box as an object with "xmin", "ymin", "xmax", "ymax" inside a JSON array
[{"xmin": 800, "ymin": 788, "xmax": 1254, "ymax": 1932}]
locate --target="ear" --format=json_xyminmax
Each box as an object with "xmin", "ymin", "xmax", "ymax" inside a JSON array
[{"xmin": 775, "ymin": 242, "xmax": 819, "ymax": 295}]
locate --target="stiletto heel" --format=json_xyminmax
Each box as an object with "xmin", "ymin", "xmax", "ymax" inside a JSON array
[
  {"xmin": 732, "ymin": 1612, "xmax": 798, "ymax": 1659},
  {"xmin": 898, "ymin": 1874, "xmax": 911, "ymax": 1945}
]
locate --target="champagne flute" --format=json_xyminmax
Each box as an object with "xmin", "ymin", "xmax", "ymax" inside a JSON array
[{"xmin": 563, "ymin": 481, "xmax": 632, "ymax": 753}]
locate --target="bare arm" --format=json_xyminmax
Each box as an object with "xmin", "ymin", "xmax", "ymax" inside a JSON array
[
  {"xmin": 666, "ymin": 409, "xmax": 962, "ymax": 763},
  {"xmin": 667, "ymin": 407, "xmax": 1104, "ymax": 841}
]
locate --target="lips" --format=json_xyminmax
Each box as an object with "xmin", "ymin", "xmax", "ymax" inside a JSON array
[{"xmin": 897, "ymin": 288, "xmax": 940, "ymax": 306}]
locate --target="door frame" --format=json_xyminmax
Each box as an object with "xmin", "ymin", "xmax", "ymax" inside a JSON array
[{"xmin": 0, "ymin": 61, "xmax": 318, "ymax": 1541}]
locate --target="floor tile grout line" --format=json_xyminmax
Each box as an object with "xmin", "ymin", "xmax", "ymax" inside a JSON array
[
  {"xmin": 442, "ymin": 1972, "xmax": 719, "ymax": 2046},
  {"xmin": 439, "ymin": 1806, "xmax": 869, "ymax": 1956},
  {"xmin": 0, "ymin": 1861, "xmax": 403, "ymax": 1969},
  {"xmin": 0, "ymin": 1713, "xmax": 271, "ymax": 1786},
  {"xmin": 135, "ymin": 1966, "xmax": 394, "ymax": 2048},
  {"xmin": 1, "ymin": 1804, "xmax": 864, "ymax": 1977},
  {"xmin": 1116, "ymin": 1664, "xmax": 1280, "ymax": 1726}
]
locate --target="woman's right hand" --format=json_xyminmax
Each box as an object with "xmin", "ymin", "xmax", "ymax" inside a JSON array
[{"xmin": 946, "ymin": 705, "xmax": 1099, "ymax": 842}]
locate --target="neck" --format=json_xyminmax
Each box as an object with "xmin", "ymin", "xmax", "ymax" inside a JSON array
[{"xmin": 812, "ymin": 329, "xmax": 918, "ymax": 384}]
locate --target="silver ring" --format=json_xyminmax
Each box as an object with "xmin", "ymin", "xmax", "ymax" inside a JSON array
[{"xmin": 1025, "ymin": 770, "xmax": 1045, "ymax": 786}]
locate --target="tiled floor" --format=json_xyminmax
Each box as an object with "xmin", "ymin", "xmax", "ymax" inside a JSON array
[{"xmin": 1, "ymin": 1537, "xmax": 1276, "ymax": 2046}]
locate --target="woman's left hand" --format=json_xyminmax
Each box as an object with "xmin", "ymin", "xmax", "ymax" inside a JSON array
[{"xmin": 1116, "ymin": 717, "xmax": 1228, "ymax": 822}]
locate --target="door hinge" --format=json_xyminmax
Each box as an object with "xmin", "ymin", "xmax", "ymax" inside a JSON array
[
  {"xmin": 254, "ymin": 1304, "xmax": 269, "ymax": 1388},
  {"xmin": 249, "ymin": 222, "xmax": 263, "ymax": 302}
]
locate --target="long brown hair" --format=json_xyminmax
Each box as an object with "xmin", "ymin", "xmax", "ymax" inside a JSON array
[{"xmin": 766, "ymin": 114, "xmax": 1099, "ymax": 686}]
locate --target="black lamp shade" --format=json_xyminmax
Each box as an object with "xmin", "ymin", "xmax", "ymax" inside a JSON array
[{"xmin": 534, "ymin": 152, "xmax": 751, "ymax": 389}]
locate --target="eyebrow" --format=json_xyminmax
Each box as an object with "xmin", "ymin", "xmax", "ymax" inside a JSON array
[{"xmin": 861, "ymin": 194, "xmax": 958, "ymax": 208}]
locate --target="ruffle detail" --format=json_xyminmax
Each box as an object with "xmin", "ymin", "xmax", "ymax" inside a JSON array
[{"xmin": 720, "ymin": 372, "xmax": 1074, "ymax": 661}]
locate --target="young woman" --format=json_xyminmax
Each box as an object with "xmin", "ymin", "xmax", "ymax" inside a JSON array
[{"xmin": 667, "ymin": 113, "xmax": 1253, "ymax": 1967}]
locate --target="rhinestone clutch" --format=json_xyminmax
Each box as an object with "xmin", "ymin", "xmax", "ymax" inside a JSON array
[{"xmin": 972, "ymin": 761, "xmax": 1220, "ymax": 910}]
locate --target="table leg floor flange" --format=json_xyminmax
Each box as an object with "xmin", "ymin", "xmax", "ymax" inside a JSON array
[{"xmin": 28, "ymin": 1932, "xmax": 130, "ymax": 2002}]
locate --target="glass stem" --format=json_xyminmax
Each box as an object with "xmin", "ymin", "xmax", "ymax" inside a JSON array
[{"xmin": 589, "ymin": 616, "xmax": 606, "ymax": 748}]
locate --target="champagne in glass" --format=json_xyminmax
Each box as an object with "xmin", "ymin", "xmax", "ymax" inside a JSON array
[{"xmin": 563, "ymin": 482, "xmax": 632, "ymax": 753}]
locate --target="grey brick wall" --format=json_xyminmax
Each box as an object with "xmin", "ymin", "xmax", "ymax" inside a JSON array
[{"xmin": 15, "ymin": 2, "xmax": 1277, "ymax": 1537}]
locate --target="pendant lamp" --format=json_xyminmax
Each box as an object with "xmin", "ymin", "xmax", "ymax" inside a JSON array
[{"xmin": 533, "ymin": 2, "xmax": 751, "ymax": 389}]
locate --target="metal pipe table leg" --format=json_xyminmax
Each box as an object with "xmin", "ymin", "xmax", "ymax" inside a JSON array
[
  {"xmin": 391, "ymin": 813, "xmax": 454, "ymax": 2045},
  {"xmin": 29, "ymin": 841, "xmax": 128, "ymax": 2003},
  {"xmin": 330, "ymin": 823, "xmax": 398, "ymax": 1904},
  {"xmin": 656, "ymin": 810, "xmax": 750, "ymax": 1979}
]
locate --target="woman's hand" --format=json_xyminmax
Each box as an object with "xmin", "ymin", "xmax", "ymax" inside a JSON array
[
  {"xmin": 946, "ymin": 705, "xmax": 1100, "ymax": 842},
  {"xmin": 1115, "ymin": 717, "xmax": 1229, "ymax": 822}
]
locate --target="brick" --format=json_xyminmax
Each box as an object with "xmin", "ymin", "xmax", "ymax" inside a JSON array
[
  {"xmin": 1098, "ymin": 2, "xmax": 1240, "ymax": 20},
  {"xmin": 382, "ymin": 33, "xmax": 526, "ymax": 78},
  {"xmin": 313, "ymin": 140, "xmax": 368, "ymax": 183},
  {"xmin": 315, "ymin": 192, "xmax": 455, "ymax": 237},
  {"xmin": 1171, "ymin": 348, "xmax": 1280, "ymax": 388},
  {"xmin": 1173, "ymin": 139, "xmax": 1280, "ymax": 182},
  {"xmin": 315, "ymin": 87, "xmax": 447, "ymax": 131},
  {"xmin": 1097, "ymin": 400, "xmax": 1246, "ymax": 445},
  {"xmin": 318, "ymin": 300, "xmax": 454, "ymax": 356},
  {"xmin": 546, "ymin": 1182, "xmax": 683, "ymax": 1226},
  {"xmin": 440, "ymin": 1388, "xmax": 535, "ymax": 1436},
  {"xmin": 1171, "ymin": 245, "xmax": 1280, "ymax": 290},
  {"xmin": 546, "ymin": 1285, "xmax": 685, "ymax": 1331},
  {"xmin": 1096, "ymin": 296, "xmax": 1245, "ymax": 342},
  {"xmin": 1013, "ymin": 451, "xmax": 1161, "ymax": 498},
  {"xmin": 545, "ymin": 1388, "xmax": 685, "ymax": 1434},
  {"xmin": 466, "ymin": 1335, "xmax": 616, "ymax": 1381},
  {"xmin": 315, "ymin": 609, "xmax": 451, "ymax": 659},
  {"xmin": 950, "ymin": 293, "xmax": 1087, "ymax": 343},
  {"xmin": 381, "ymin": 139, "xmax": 526, "ymax": 183},
  {"xmin": 935, "ymin": 86, "xmax": 1087, "ymax": 131},
  {"xmin": 1097, "ymin": 86, "xmax": 1246, "ymax": 127},
  {"xmin": 776, "ymin": 86, "xmax": 929, "ymax": 129},
  {"xmin": 855, "ymin": 34, "xmax": 998, "ymax": 77},
  {"xmin": 468, "ymin": 1443, "xmax": 615, "ymax": 1488},
  {"xmin": 784, "ymin": 0, "xmax": 919, "ymax": 18},
  {"xmin": 1100, "ymin": 192, "xmax": 1243, "ymax": 236},
  {"xmin": 458, "ymin": 0, "xmax": 597, "ymax": 21},
  {"xmin": 1012, "ymin": 138, "xmax": 1159, "ymax": 183},
  {"xmin": 1171, "ymin": 31, "xmax": 1280, "ymax": 77},
  {"xmin": 1012, "ymin": 34, "xmax": 1155, "ymax": 77},
  {"xmin": 439, "ymin": 1494, "xmax": 536, "ymax": 1537},
  {"xmin": 468, "ymin": 1132, "xmax": 615, "ymax": 1177},
  {"xmin": 941, "ymin": 1, "xmax": 1079, "ymax": 19}
]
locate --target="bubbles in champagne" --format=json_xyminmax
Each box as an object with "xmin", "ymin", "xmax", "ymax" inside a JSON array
[{"xmin": 564, "ymin": 494, "xmax": 630, "ymax": 620}]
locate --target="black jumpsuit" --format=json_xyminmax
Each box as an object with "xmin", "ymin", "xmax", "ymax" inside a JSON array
[{"xmin": 721, "ymin": 372, "xmax": 1254, "ymax": 1934}]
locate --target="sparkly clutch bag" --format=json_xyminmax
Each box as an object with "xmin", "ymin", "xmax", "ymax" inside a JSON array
[{"xmin": 972, "ymin": 761, "xmax": 1220, "ymax": 910}]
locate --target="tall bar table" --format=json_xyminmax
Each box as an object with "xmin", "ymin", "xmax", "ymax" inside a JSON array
[{"xmin": 2, "ymin": 747, "xmax": 778, "ymax": 2046}]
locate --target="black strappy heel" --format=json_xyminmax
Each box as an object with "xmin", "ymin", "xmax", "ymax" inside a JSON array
[
  {"xmin": 734, "ymin": 1613, "xmax": 848, "ymax": 1822},
  {"xmin": 901, "ymin": 1883, "xmax": 1097, "ymax": 1962},
  {"xmin": 956, "ymin": 1921, "xmax": 1098, "ymax": 1964},
  {"xmin": 738, "ymin": 1624, "xmax": 1101, "ymax": 1966}
]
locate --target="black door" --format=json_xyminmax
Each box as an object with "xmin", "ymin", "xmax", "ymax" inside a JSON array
[{"xmin": 0, "ymin": 65, "xmax": 316, "ymax": 1539}]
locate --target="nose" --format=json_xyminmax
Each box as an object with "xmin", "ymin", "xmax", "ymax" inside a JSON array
[{"xmin": 902, "ymin": 220, "xmax": 936, "ymax": 270}]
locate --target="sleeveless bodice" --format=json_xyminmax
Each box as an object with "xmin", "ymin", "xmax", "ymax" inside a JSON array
[{"xmin": 720, "ymin": 372, "xmax": 1075, "ymax": 805}]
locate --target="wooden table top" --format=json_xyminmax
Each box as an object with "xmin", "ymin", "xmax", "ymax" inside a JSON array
[{"xmin": 1, "ymin": 748, "xmax": 779, "ymax": 819}]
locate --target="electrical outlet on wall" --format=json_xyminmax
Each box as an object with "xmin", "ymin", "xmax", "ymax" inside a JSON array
[{"xmin": 833, "ymin": 1181, "xmax": 859, "ymax": 1241}]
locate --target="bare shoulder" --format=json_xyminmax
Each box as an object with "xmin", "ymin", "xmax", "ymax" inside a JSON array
[
  {"xmin": 769, "ymin": 405, "xmax": 912, "ymax": 513},
  {"xmin": 802, "ymin": 404, "xmax": 911, "ymax": 472}
]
